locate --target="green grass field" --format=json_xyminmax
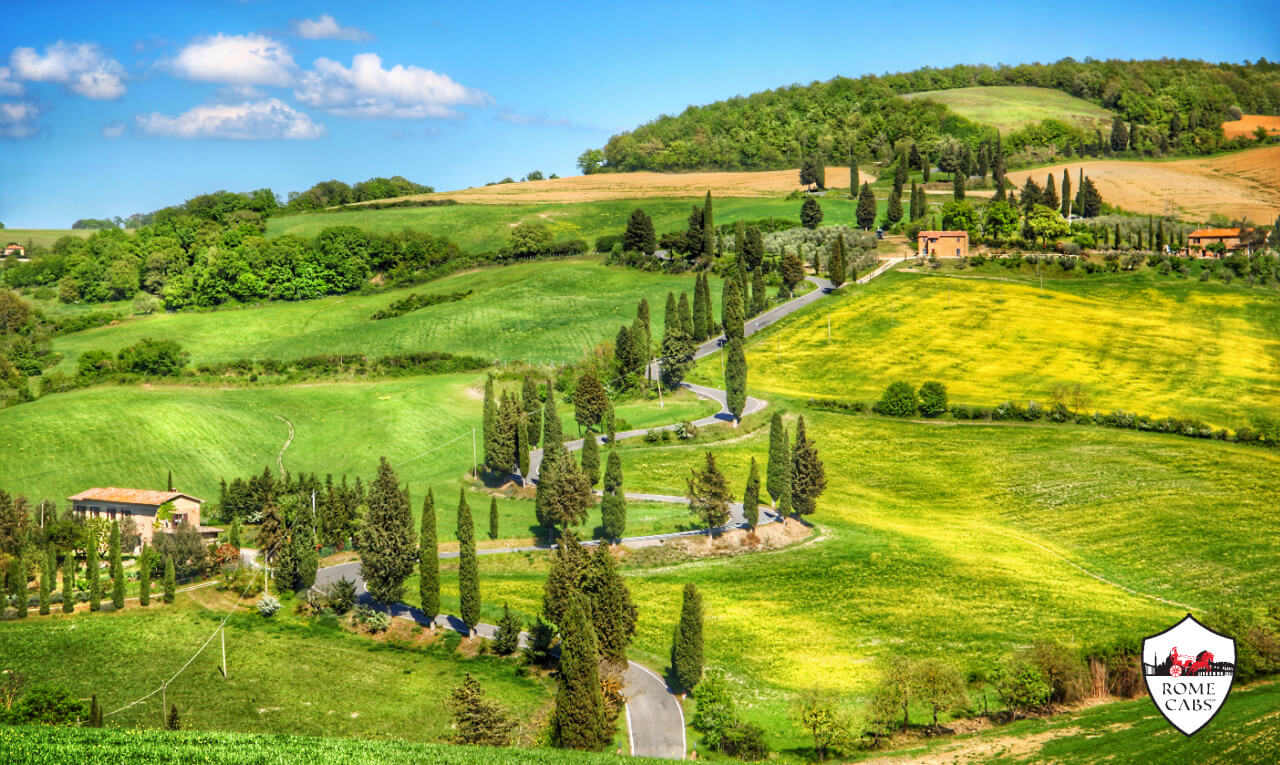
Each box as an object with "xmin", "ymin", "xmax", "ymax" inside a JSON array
[
  {"xmin": 47, "ymin": 258, "xmax": 721, "ymax": 373},
  {"xmin": 901, "ymin": 86, "xmax": 1114, "ymax": 133},
  {"xmin": 266, "ymin": 197, "xmax": 870, "ymax": 253},
  {"xmin": 693, "ymin": 269, "xmax": 1280, "ymax": 429},
  {"xmin": 0, "ymin": 598, "xmax": 553, "ymax": 743},
  {"xmin": 1, "ymin": 228, "xmax": 92, "ymax": 249}
]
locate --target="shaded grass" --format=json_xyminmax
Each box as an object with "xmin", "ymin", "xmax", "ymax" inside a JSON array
[{"xmin": 901, "ymin": 86, "xmax": 1113, "ymax": 133}]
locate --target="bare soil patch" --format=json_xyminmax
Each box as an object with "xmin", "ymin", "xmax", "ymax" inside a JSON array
[
  {"xmin": 1222, "ymin": 114, "xmax": 1280, "ymax": 140},
  {"xmin": 623, "ymin": 518, "xmax": 812, "ymax": 566}
]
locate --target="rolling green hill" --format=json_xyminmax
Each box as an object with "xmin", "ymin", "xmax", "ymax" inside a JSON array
[
  {"xmin": 901, "ymin": 85, "xmax": 1113, "ymax": 132},
  {"xmin": 1, "ymin": 228, "xmax": 91, "ymax": 249}
]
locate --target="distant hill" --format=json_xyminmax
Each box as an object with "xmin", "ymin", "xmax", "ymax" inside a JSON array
[
  {"xmin": 901, "ymin": 85, "xmax": 1113, "ymax": 133},
  {"xmin": 591, "ymin": 58, "xmax": 1280, "ymax": 172}
]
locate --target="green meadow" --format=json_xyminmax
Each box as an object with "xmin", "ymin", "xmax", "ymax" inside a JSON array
[
  {"xmin": 48, "ymin": 258, "xmax": 723, "ymax": 372},
  {"xmin": 693, "ymin": 268, "xmax": 1280, "ymax": 428},
  {"xmin": 1, "ymin": 228, "xmax": 92, "ymax": 249},
  {"xmin": 266, "ymin": 197, "xmax": 869, "ymax": 253},
  {"xmin": 901, "ymin": 85, "xmax": 1114, "ymax": 133}
]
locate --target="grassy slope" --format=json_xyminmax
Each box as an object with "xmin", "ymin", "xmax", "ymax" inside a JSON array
[
  {"xmin": 0, "ymin": 599, "xmax": 552, "ymax": 742},
  {"xmin": 901, "ymin": 86, "xmax": 1113, "ymax": 132},
  {"xmin": 1, "ymin": 228, "xmax": 92, "ymax": 249},
  {"xmin": 693, "ymin": 268, "xmax": 1280, "ymax": 428},
  {"xmin": 266, "ymin": 197, "xmax": 868, "ymax": 253},
  {"xmin": 48, "ymin": 258, "xmax": 723, "ymax": 372}
]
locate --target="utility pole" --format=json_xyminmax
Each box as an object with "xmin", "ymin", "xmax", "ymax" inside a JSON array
[
  {"xmin": 655, "ymin": 353, "xmax": 663, "ymax": 408},
  {"xmin": 220, "ymin": 626, "xmax": 227, "ymax": 679},
  {"xmin": 471, "ymin": 427, "xmax": 477, "ymax": 477},
  {"xmin": 827, "ymin": 316, "xmax": 831, "ymax": 341}
]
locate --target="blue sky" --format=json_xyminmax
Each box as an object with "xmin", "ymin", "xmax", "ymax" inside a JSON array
[{"xmin": 2, "ymin": 1, "xmax": 1276, "ymax": 228}]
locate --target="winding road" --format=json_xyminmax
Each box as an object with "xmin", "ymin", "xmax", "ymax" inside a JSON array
[{"xmin": 310, "ymin": 260, "xmax": 903, "ymax": 759}]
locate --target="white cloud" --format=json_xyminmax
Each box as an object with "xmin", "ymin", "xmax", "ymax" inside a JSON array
[
  {"xmin": 170, "ymin": 34, "xmax": 296, "ymax": 86},
  {"xmin": 9, "ymin": 41, "xmax": 126, "ymax": 99},
  {"xmin": 135, "ymin": 98, "xmax": 325, "ymax": 140},
  {"xmin": 291, "ymin": 14, "xmax": 372, "ymax": 42},
  {"xmin": 0, "ymin": 67, "xmax": 23, "ymax": 97},
  {"xmin": 0, "ymin": 101, "xmax": 40, "ymax": 138},
  {"xmin": 294, "ymin": 53, "xmax": 488, "ymax": 119},
  {"xmin": 102, "ymin": 120, "xmax": 125, "ymax": 138}
]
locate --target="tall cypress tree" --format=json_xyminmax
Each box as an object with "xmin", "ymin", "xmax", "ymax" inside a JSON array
[
  {"xmin": 584, "ymin": 544, "xmax": 637, "ymax": 665},
  {"xmin": 163, "ymin": 555, "xmax": 176, "ymax": 604},
  {"xmin": 953, "ymin": 170, "xmax": 966, "ymax": 201},
  {"xmin": 542, "ymin": 382, "xmax": 563, "ymax": 451},
  {"xmin": 751, "ymin": 266, "xmax": 766, "ymax": 316},
  {"xmin": 1061, "ymin": 169, "xmax": 1072, "ymax": 217},
  {"xmin": 849, "ymin": 152, "xmax": 859, "ymax": 196},
  {"xmin": 857, "ymin": 183, "xmax": 877, "ymax": 229},
  {"xmin": 992, "ymin": 133, "xmax": 1006, "ymax": 201},
  {"xmin": 671, "ymin": 583, "xmax": 704, "ymax": 694},
  {"xmin": 522, "ymin": 375, "xmax": 541, "ymax": 449},
  {"xmin": 552, "ymin": 592, "xmax": 610, "ymax": 750},
  {"xmin": 886, "ymin": 189, "xmax": 903, "ymax": 226},
  {"xmin": 691, "ymin": 273, "xmax": 709, "ymax": 342},
  {"xmin": 1043, "ymin": 174, "xmax": 1058, "ymax": 211},
  {"xmin": 39, "ymin": 549, "xmax": 53, "ymax": 615},
  {"xmin": 601, "ymin": 450, "xmax": 626, "ymax": 541},
  {"xmin": 677, "ymin": 293, "xmax": 693, "ymax": 338},
  {"xmin": 700, "ymin": 274, "xmax": 715, "ymax": 339},
  {"xmin": 790, "ymin": 416, "xmax": 828, "ymax": 519},
  {"xmin": 110, "ymin": 521, "xmax": 125, "ymax": 609},
  {"xmin": 482, "ymin": 376, "xmax": 497, "ymax": 472},
  {"xmin": 419, "ymin": 489, "xmax": 440, "ymax": 622},
  {"xmin": 725, "ymin": 336, "xmax": 747, "ymax": 423},
  {"xmin": 139, "ymin": 544, "xmax": 150, "ymax": 606},
  {"xmin": 742, "ymin": 457, "xmax": 761, "ymax": 529},
  {"xmin": 580, "ymin": 435, "xmax": 600, "ymax": 488},
  {"xmin": 701, "ymin": 191, "xmax": 714, "ymax": 260},
  {"xmin": 362, "ymin": 457, "xmax": 415, "ymax": 605},
  {"xmin": 61, "ymin": 551, "xmax": 74, "ymax": 613},
  {"xmin": 87, "ymin": 533, "xmax": 101, "ymax": 611},
  {"xmin": 457, "ymin": 486, "xmax": 480, "ymax": 633},
  {"xmin": 828, "ymin": 235, "xmax": 847, "ymax": 288},
  {"xmin": 766, "ymin": 412, "xmax": 792, "ymax": 512},
  {"xmin": 721, "ymin": 279, "xmax": 744, "ymax": 341},
  {"xmin": 488, "ymin": 497, "xmax": 499, "ymax": 541},
  {"xmin": 543, "ymin": 529, "xmax": 588, "ymax": 629},
  {"xmin": 9, "ymin": 558, "xmax": 26, "ymax": 618}
]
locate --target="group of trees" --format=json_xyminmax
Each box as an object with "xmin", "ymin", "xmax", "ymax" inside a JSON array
[
  {"xmin": 482, "ymin": 375, "xmax": 547, "ymax": 478},
  {"xmin": 591, "ymin": 59, "xmax": 1280, "ymax": 173}
]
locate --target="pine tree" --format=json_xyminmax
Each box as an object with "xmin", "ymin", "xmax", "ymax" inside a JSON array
[
  {"xmin": 163, "ymin": 555, "xmax": 176, "ymax": 604},
  {"xmin": 543, "ymin": 530, "xmax": 588, "ymax": 628},
  {"xmin": 362, "ymin": 457, "xmax": 415, "ymax": 605},
  {"xmin": 9, "ymin": 557, "xmax": 26, "ymax": 618},
  {"xmin": 677, "ymin": 292, "xmax": 693, "ymax": 338},
  {"xmin": 39, "ymin": 549, "xmax": 52, "ymax": 615},
  {"xmin": 624, "ymin": 208, "xmax": 655, "ymax": 254},
  {"xmin": 139, "ymin": 544, "xmax": 151, "ymax": 606},
  {"xmin": 493, "ymin": 603, "xmax": 522, "ymax": 655},
  {"xmin": 457, "ymin": 486, "xmax": 480, "ymax": 633},
  {"xmin": 671, "ymin": 583, "xmax": 704, "ymax": 694},
  {"xmin": 482, "ymin": 375, "xmax": 497, "ymax": 471},
  {"xmin": 584, "ymin": 544, "xmax": 637, "ymax": 665},
  {"xmin": 580, "ymin": 434, "xmax": 600, "ymax": 487},
  {"xmin": 87, "ymin": 534, "xmax": 101, "ymax": 611},
  {"xmin": 552, "ymin": 592, "xmax": 610, "ymax": 750},
  {"xmin": 766, "ymin": 412, "xmax": 792, "ymax": 512},
  {"xmin": 857, "ymin": 183, "xmax": 877, "ymax": 229},
  {"xmin": 110, "ymin": 521, "xmax": 125, "ymax": 609},
  {"xmin": 721, "ymin": 279, "xmax": 744, "ymax": 341},
  {"xmin": 601, "ymin": 450, "xmax": 627, "ymax": 541},
  {"xmin": 1061, "ymin": 169, "xmax": 1072, "ymax": 217},
  {"xmin": 419, "ymin": 489, "xmax": 440, "ymax": 622},
  {"xmin": 742, "ymin": 457, "xmax": 761, "ymax": 529},
  {"xmin": 691, "ymin": 273, "xmax": 710, "ymax": 342},
  {"xmin": 488, "ymin": 496, "xmax": 499, "ymax": 541},
  {"xmin": 828, "ymin": 235, "xmax": 847, "ymax": 288},
  {"xmin": 790, "ymin": 416, "xmax": 828, "ymax": 518},
  {"xmin": 687, "ymin": 451, "xmax": 733, "ymax": 532},
  {"xmin": 725, "ymin": 337, "xmax": 747, "ymax": 423},
  {"xmin": 61, "ymin": 551, "xmax": 74, "ymax": 613}
]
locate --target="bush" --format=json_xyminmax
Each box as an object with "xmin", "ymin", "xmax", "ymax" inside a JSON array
[
  {"xmin": 1025, "ymin": 400, "xmax": 1043, "ymax": 421},
  {"xmin": 874, "ymin": 382, "xmax": 919, "ymax": 417},
  {"xmin": 1026, "ymin": 641, "xmax": 1088, "ymax": 705},
  {"xmin": 10, "ymin": 685, "xmax": 87, "ymax": 725},
  {"xmin": 917, "ymin": 381, "xmax": 948, "ymax": 418},
  {"xmin": 325, "ymin": 577, "xmax": 357, "ymax": 615},
  {"xmin": 720, "ymin": 721, "xmax": 770, "ymax": 760},
  {"xmin": 115, "ymin": 338, "xmax": 189, "ymax": 376},
  {"xmin": 674, "ymin": 421, "xmax": 698, "ymax": 440},
  {"xmin": 256, "ymin": 594, "xmax": 281, "ymax": 617},
  {"xmin": 355, "ymin": 605, "xmax": 391, "ymax": 633}
]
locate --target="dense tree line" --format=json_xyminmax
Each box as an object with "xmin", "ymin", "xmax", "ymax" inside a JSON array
[{"xmin": 592, "ymin": 58, "xmax": 1280, "ymax": 172}]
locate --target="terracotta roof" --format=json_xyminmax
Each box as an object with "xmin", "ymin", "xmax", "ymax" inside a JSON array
[
  {"xmin": 1188, "ymin": 228, "xmax": 1241, "ymax": 238},
  {"xmin": 67, "ymin": 487, "xmax": 203, "ymax": 506},
  {"xmin": 917, "ymin": 231, "xmax": 969, "ymax": 237}
]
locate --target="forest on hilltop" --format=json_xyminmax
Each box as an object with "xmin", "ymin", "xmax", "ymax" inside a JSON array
[{"xmin": 587, "ymin": 58, "xmax": 1280, "ymax": 172}]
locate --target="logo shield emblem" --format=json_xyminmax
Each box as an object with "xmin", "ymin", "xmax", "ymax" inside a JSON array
[{"xmin": 1142, "ymin": 613, "xmax": 1236, "ymax": 736}]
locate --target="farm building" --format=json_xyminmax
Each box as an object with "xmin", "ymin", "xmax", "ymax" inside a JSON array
[
  {"xmin": 917, "ymin": 230, "xmax": 970, "ymax": 258},
  {"xmin": 1186, "ymin": 228, "xmax": 1243, "ymax": 257},
  {"xmin": 3, "ymin": 243, "xmax": 24, "ymax": 258},
  {"xmin": 68, "ymin": 488, "xmax": 219, "ymax": 549}
]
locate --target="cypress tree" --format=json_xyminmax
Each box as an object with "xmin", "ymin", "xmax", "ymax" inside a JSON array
[
  {"xmin": 87, "ymin": 534, "xmax": 101, "ymax": 611},
  {"xmin": 828, "ymin": 235, "xmax": 847, "ymax": 287},
  {"xmin": 542, "ymin": 381, "xmax": 563, "ymax": 451},
  {"xmin": 163, "ymin": 555, "xmax": 176, "ymax": 604},
  {"xmin": 580, "ymin": 435, "xmax": 600, "ymax": 488},
  {"xmin": 1115, "ymin": 223, "xmax": 1122, "ymax": 250},
  {"xmin": 734, "ymin": 220, "xmax": 745, "ymax": 255},
  {"xmin": 543, "ymin": 530, "xmax": 589, "ymax": 628},
  {"xmin": 522, "ymin": 375, "xmax": 541, "ymax": 449},
  {"xmin": 62, "ymin": 551, "xmax": 74, "ymax": 613},
  {"xmin": 584, "ymin": 544, "xmax": 637, "ymax": 665},
  {"xmin": 601, "ymin": 450, "xmax": 626, "ymax": 541},
  {"xmin": 849, "ymin": 152, "xmax": 859, "ymax": 195},
  {"xmin": 671, "ymin": 583, "xmax": 704, "ymax": 694},
  {"xmin": 992, "ymin": 133, "xmax": 1006, "ymax": 201},
  {"xmin": 800, "ymin": 196, "xmax": 823, "ymax": 229},
  {"xmin": 482, "ymin": 375, "xmax": 497, "ymax": 471},
  {"xmin": 856, "ymin": 183, "xmax": 877, "ymax": 230},
  {"xmin": 39, "ymin": 549, "xmax": 52, "ymax": 615},
  {"xmin": 721, "ymin": 279, "xmax": 744, "ymax": 340},
  {"xmin": 624, "ymin": 208, "xmax": 655, "ymax": 254},
  {"xmin": 766, "ymin": 412, "xmax": 792, "ymax": 511},
  {"xmin": 229, "ymin": 518, "xmax": 241, "ymax": 548},
  {"xmin": 419, "ymin": 489, "xmax": 440, "ymax": 622},
  {"xmin": 457, "ymin": 486, "xmax": 480, "ymax": 633},
  {"xmin": 698, "ymin": 274, "xmax": 714, "ymax": 340},
  {"xmin": 139, "ymin": 544, "xmax": 151, "ymax": 606},
  {"xmin": 701, "ymin": 191, "xmax": 714, "ymax": 260},
  {"xmin": 886, "ymin": 190, "xmax": 903, "ymax": 226},
  {"xmin": 9, "ymin": 557, "xmax": 26, "ymax": 618},
  {"xmin": 953, "ymin": 170, "xmax": 966, "ymax": 201},
  {"xmin": 1043, "ymin": 174, "xmax": 1058, "ymax": 211},
  {"xmin": 167, "ymin": 703, "xmax": 181, "ymax": 731},
  {"xmin": 552, "ymin": 592, "xmax": 609, "ymax": 750},
  {"xmin": 488, "ymin": 496, "xmax": 499, "ymax": 541},
  {"xmin": 677, "ymin": 292, "xmax": 693, "ymax": 338},
  {"xmin": 1061, "ymin": 169, "xmax": 1072, "ymax": 217},
  {"xmin": 1110, "ymin": 115, "xmax": 1129, "ymax": 152},
  {"xmin": 743, "ymin": 457, "xmax": 761, "ymax": 529},
  {"xmin": 790, "ymin": 416, "xmax": 828, "ymax": 518},
  {"xmin": 1156, "ymin": 219, "xmax": 1166, "ymax": 253},
  {"xmin": 691, "ymin": 273, "xmax": 709, "ymax": 342},
  {"xmin": 747, "ymin": 264, "xmax": 757, "ymax": 315},
  {"xmin": 362, "ymin": 457, "xmax": 415, "ymax": 605},
  {"xmin": 294, "ymin": 506, "xmax": 318, "ymax": 590},
  {"xmin": 167, "ymin": 470, "xmax": 173, "ymax": 492},
  {"xmin": 725, "ymin": 337, "xmax": 747, "ymax": 423},
  {"xmin": 110, "ymin": 521, "xmax": 125, "ymax": 609},
  {"xmin": 492, "ymin": 392, "xmax": 518, "ymax": 474},
  {"xmin": 634, "ymin": 298, "xmax": 652, "ymax": 379}
]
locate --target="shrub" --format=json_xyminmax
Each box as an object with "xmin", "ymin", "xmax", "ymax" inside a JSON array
[
  {"xmin": 674, "ymin": 421, "xmax": 698, "ymax": 440},
  {"xmin": 256, "ymin": 594, "xmax": 281, "ymax": 617},
  {"xmin": 10, "ymin": 685, "xmax": 87, "ymax": 725},
  {"xmin": 917, "ymin": 381, "xmax": 948, "ymax": 418},
  {"xmin": 522, "ymin": 616, "xmax": 557, "ymax": 668},
  {"xmin": 1025, "ymin": 400, "xmax": 1043, "ymax": 421},
  {"xmin": 993, "ymin": 658, "xmax": 1050, "ymax": 720},
  {"xmin": 720, "ymin": 721, "xmax": 770, "ymax": 760},
  {"xmin": 325, "ymin": 577, "xmax": 357, "ymax": 615},
  {"xmin": 1026, "ymin": 641, "xmax": 1088, "ymax": 705},
  {"xmin": 355, "ymin": 605, "xmax": 391, "ymax": 633},
  {"xmin": 874, "ymin": 382, "xmax": 919, "ymax": 417}
]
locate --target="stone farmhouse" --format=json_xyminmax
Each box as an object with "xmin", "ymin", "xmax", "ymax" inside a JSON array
[
  {"xmin": 917, "ymin": 230, "xmax": 970, "ymax": 258},
  {"xmin": 68, "ymin": 488, "xmax": 220, "ymax": 550}
]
